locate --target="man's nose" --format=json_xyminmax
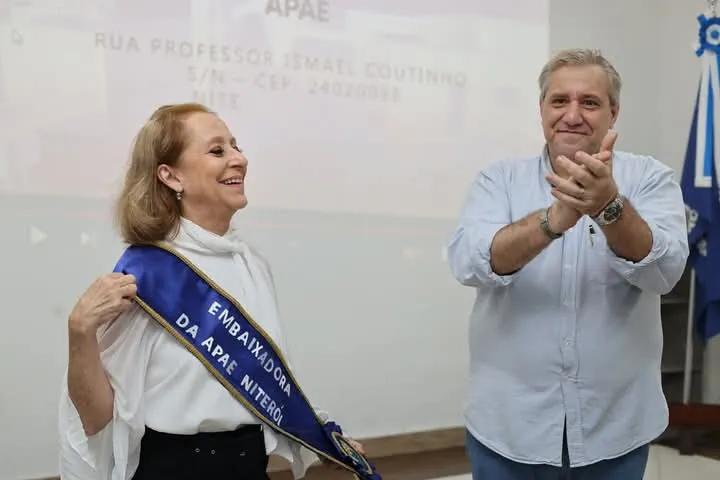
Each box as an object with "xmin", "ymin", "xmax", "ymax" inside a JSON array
[{"xmin": 562, "ymin": 103, "xmax": 583, "ymax": 125}]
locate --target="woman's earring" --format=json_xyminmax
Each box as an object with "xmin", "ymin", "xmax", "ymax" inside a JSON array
[{"xmin": 176, "ymin": 190, "xmax": 183, "ymax": 201}]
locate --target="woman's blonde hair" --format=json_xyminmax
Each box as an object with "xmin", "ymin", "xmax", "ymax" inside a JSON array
[{"xmin": 114, "ymin": 102, "xmax": 214, "ymax": 244}]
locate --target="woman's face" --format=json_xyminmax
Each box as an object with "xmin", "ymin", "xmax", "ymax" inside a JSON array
[{"xmin": 157, "ymin": 111, "xmax": 248, "ymax": 234}]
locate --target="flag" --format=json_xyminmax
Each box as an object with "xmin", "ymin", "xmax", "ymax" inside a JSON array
[{"xmin": 680, "ymin": 11, "xmax": 720, "ymax": 341}]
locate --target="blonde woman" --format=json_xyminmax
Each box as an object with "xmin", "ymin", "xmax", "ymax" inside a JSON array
[{"xmin": 58, "ymin": 103, "xmax": 377, "ymax": 480}]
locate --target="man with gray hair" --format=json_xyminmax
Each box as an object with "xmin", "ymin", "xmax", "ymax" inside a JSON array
[{"xmin": 447, "ymin": 48, "xmax": 689, "ymax": 478}]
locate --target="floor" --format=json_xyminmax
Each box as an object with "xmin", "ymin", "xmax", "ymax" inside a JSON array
[
  {"xmin": 270, "ymin": 445, "xmax": 720, "ymax": 479},
  {"xmin": 641, "ymin": 445, "xmax": 720, "ymax": 479},
  {"xmin": 433, "ymin": 446, "xmax": 720, "ymax": 480},
  {"xmin": 269, "ymin": 447, "xmax": 468, "ymax": 479}
]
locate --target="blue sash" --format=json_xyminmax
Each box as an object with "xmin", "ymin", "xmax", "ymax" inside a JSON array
[{"xmin": 113, "ymin": 243, "xmax": 382, "ymax": 479}]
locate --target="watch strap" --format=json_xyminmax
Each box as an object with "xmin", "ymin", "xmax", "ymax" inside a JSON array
[{"xmin": 540, "ymin": 208, "xmax": 562, "ymax": 240}]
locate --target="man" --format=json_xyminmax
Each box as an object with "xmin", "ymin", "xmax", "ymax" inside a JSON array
[{"xmin": 446, "ymin": 48, "xmax": 689, "ymax": 479}]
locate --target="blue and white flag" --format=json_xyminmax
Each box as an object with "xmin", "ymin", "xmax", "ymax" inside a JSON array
[{"xmin": 680, "ymin": 11, "xmax": 720, "ymax": 340}]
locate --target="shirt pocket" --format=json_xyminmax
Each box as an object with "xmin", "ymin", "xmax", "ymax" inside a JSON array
[{"xmin": 584, "ymin": 224, "xmax": 623, "ymax": 286}]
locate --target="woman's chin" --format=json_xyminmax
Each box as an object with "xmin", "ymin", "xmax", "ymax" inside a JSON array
[{"xmin": 230, "ymin": 195, "xmax": 249, "ymax": 211}]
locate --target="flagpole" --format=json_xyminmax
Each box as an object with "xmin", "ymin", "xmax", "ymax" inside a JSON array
[{"xmin": 682, "ymin": 271, "xmax": 696, "ymax": 404}]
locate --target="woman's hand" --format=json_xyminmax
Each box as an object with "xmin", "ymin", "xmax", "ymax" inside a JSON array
[
  {"xmin": 68, "ymin": 273, "xmax": 137, "ymax": 335},
  {"xmin": 346, "ymin": 438, "xmax": 365, "ymax": 455},
  {"xmin": 321, "ymin": 437, "xmax": 367, "ymax": 469}
]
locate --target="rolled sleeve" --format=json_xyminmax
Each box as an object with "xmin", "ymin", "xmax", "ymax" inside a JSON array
[
  {"xmin": 447, "ymin": 164, "xmax": 515, "ymax": 288},
  {"xmin": 606, "ymin": 160, "xmax": 689, "ymax": 295}
]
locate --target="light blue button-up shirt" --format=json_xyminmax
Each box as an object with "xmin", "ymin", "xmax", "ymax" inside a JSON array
[{"xmin": 447, "ymin": 150, "xmax": 689, "ymax": 467}]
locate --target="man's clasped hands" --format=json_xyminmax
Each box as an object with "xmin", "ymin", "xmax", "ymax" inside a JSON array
[{"xmin": 544, "ymin": 130, "xmax": 620, "ymax": 233}]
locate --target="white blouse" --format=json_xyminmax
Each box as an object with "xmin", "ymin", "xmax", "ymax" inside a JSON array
[{"xmin": 58, "ymin": 218, "xmax": 323, "ymax": 480}]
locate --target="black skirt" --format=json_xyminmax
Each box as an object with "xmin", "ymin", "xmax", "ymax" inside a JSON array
[{"xmin": 132, "ymin": 425, "xmax": 269, "ymax": 480}]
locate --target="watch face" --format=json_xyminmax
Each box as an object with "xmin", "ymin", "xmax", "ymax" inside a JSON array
[{"xmin": 604, "ymin": 204, "xmax": 620, "ymax": 221}]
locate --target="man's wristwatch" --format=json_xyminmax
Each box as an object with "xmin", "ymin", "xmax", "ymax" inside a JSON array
[
  {"xmin": 539, "ymin": 208, "xmax": 562, "ymax": 240},
  {"xmin": 593, "ymin": 195, "xmax": 624, "ymax": 226}
]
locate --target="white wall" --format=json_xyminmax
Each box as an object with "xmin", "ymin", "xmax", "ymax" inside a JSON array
[{"xmin": 0, "ymin": 1, "xmax": 715, "ymax": 479}]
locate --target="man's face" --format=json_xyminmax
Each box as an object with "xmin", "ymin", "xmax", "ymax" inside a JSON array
[{"xmin": 540, "ymin": 65, "xmax": 618, "ymax": 164}]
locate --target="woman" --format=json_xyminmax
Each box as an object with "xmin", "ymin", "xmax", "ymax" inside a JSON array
[{"xmin": 58, "ymin": 103, "xmax": 364, "ymax": 479}]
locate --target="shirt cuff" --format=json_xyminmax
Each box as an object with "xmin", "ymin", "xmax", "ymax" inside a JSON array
[
  {"xmin": 475, "ymin": 223, "xmax": 516, "ymax": 286},
  {"xmin": 604, "ymin": 222, "xmax": 668, "ymax": 276}
]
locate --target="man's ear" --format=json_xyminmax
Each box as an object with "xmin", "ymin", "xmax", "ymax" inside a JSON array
[
  {"xmin": 610, "ymin": 105, "xmax": 619, "ymax": 129},
  {"xmin": 157, "ymin": 164, "xmax": 182, "ymax": 193}
]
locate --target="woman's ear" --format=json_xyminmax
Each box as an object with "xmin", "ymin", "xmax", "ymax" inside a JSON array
[{"xmin": 157, "ymin": 164, "xmax": 182, "ymax": 193}]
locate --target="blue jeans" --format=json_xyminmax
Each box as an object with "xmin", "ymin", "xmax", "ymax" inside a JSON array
[{"xmin": 466, "ymin": 430, "xmax": 649, "ymax": 480}]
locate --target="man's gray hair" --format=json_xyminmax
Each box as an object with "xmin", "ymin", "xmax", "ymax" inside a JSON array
[{"xmin": 538, "ymin": 48, "xmax": 622, "ymax": 108}]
